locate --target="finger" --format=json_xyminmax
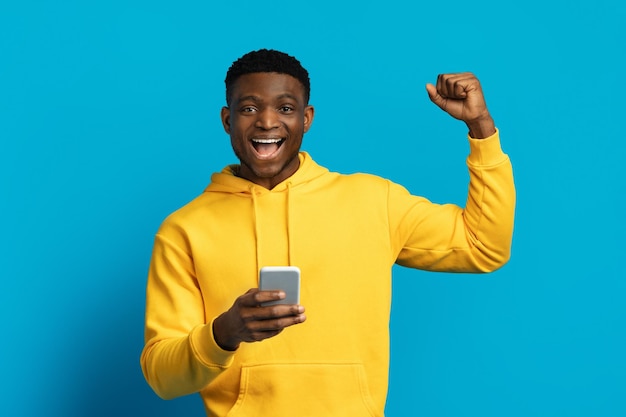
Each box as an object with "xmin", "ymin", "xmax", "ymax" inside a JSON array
[
  {"xmin": 442, "ymin": 73, "xmax": 458, "ymax": 98},
  {"xmin": 272, "ymin": 313, "xmax": 306, "ymax": 330},
  {"xmin": 447, "ymin": 72, "xmax": 479, "ymax": 99},
  {"xmin": 435, "ymin": 74, "xmax": 445, "ymax": 97},
  {"xmin": 451, "ymin": 76, "xmax": 468, "ymax": 98},
  {"xmin": 425, "ymin": 83, "xmax": 437, "ymax": 99},
  {"xmin": 238, "ymin": 289, "xmax": 285, "ymax": 307},
  {"xmin": 243, "ymin": 304, "xmax": 305, "ymax": 322},
  {"xmin": 426, "ymin": 83, "xmax": 447, "ymax": 111},
  {"xmin": 444, "ymin": 73, "xmax": 466, "ymax": 99},
  {"xmin": 439, "ymin": 73, "xmax": 461, "ymax": 97},
  {"xmin": 247, "ymin": 312, "xmax": 307, "ymax": 333},
  {"xmin": 436, "ymin": 72, "xmax": 471, "ymax": 98}
]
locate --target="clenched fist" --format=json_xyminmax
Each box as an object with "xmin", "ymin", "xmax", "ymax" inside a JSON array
[{"xmin": 426, "ymin": 72, "xmax": 496, "ymax": 139}]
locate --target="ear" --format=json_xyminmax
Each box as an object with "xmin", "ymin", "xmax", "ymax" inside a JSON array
[
  {"xmin": 303, "ymin": 105, "xmax": 315, "ymax": 133},
  {"xmin": 220, "ymin": 106, "xmax": 231, "ymax": 134}
]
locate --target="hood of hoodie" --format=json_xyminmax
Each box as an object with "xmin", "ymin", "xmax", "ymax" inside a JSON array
[{"xmin": 202, "ymin": 151, "xmax": 329, "ymax": 273}]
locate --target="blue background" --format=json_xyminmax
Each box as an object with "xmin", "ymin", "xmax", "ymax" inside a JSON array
[{"xmin": 1, "ymin": 1, "xmax": 624, "ymax": 416}]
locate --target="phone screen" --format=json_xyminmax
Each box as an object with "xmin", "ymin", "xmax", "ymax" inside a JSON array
[{"xmin": 259, "ymin": 266, "xmax": 300, "ymax": 306}]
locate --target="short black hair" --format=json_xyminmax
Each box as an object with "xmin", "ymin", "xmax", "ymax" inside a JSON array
[{"xmin": 224, "ymin": 49, "xmax": 310, "ymax": 105}]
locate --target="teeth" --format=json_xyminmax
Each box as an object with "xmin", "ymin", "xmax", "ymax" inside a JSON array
[{"xmin": 252, "ymin": 138, "xmax": 282, "ymax": 144}]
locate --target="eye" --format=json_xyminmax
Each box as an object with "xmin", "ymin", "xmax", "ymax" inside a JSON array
[
  {"xmin": 279, "ymin": 105, "xmax": 295, "ymax": 113},
  {"xmin": 240, "ymin": 106, "xmax": 257, "ymax": 113}
]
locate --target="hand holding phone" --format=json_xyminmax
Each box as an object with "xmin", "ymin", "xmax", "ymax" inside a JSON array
[{"xmin": 213, "ymin": 267, "xmax": 304, "ymax": 350}]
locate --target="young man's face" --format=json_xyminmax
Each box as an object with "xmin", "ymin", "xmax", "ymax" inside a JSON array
[{"xmin": 221, "ymin": 72, "xmax": 314, "ymax": 190}]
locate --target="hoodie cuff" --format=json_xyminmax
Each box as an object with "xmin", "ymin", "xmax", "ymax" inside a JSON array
[
  {"xmin": 466, "ymin": 128, "xmax": 508, "ymax": 167},
  {"xmin": 189, "ymin": 320, "xmax": 236, "ymax": 369}
]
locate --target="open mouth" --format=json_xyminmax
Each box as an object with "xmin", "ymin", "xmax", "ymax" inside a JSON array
[{"xmin": 251, "ymin": 137, "xmax": 285, "ymax": 157}]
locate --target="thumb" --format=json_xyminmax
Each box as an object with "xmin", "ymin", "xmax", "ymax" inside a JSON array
[{"xmin": 425, "ymin": 83, "xmax": 446, "ymax": 110}]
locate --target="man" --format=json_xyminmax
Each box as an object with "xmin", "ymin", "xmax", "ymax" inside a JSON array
[{"xmin": 141, "ymin": 49, "xmax": 515, "ymax": 416}]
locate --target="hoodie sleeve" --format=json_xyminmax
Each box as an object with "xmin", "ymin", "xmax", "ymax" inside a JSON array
[
  {"xmin": 140, "ymin": 225, "xmax": 235, "ymax": 399},
  {"xmin": 389, "ymin": 129, "xmax": 515, "ymax": 272}
]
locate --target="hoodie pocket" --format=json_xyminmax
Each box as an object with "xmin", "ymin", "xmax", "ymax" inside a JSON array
[{"xmin": 225, "ymin": 362, "xmax": 381, "ymax": 417}]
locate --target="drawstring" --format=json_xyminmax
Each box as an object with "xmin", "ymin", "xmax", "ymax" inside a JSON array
[
  {"xmin": 286, "ymin": 182, "xmax": 293, "ymax": 266},
  {"xmin": 250, "ymin": 182, "xmax": 294, "ymax": 280},
  {"xmin": 250, "ymin": 185, "xmax": 260, "ymax": 282}
]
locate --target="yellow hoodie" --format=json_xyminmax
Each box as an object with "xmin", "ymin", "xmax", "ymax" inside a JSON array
[{"xmin": 141, "ymin": 131, "xmax": 515, "ymax": 417}]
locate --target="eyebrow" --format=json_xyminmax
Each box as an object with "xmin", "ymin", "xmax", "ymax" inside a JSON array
[{"xmin": 234, "ymin": 93, "xmax": 301, "ymax": 105}]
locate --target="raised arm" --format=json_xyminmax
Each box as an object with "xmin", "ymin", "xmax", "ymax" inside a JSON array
[{"xmin": 392, "ymin": 73, "xmax": 514, "ymax": 272}]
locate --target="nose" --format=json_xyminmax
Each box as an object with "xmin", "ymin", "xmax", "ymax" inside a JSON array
[{"xmin": 255, "ymin": 108, "xmax": 280, "ymax": 130}]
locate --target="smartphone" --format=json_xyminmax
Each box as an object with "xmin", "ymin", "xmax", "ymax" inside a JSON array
[{"xmin": 259, "ymin": 266, "xmax": 301, "ymax": 306}]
